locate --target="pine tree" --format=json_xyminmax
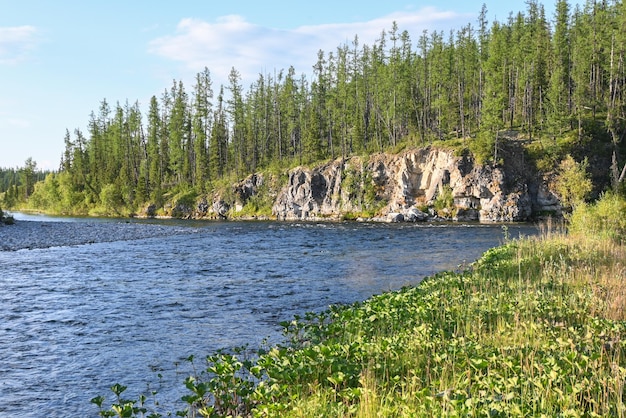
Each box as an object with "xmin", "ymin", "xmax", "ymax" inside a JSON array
[
  {"xmin": 192, "ymin": 67, "xmax": 213, "ymax": 190},
  {"xmin": 146, "ymin": 95, "xmax": 162, "ymax": 201},
  {"xmin": 547, "ymin": 0, "xmax": 572, "ymax": 138},
  {"xmin": 19, "ymin": 157, "xmax": 37, "ymax": 199},
  {"xmin": 159, "ymin": 88, "xmax": 172, "ymax": 185},
  {"xmin": 209, "ymin": 86, "xmax": 229, "ymax": 180},
  {"xmin": 227, "ymin": 67, "xmax": 246, "ymax": 175},
  {"xmin": 168, "ymin": 80, "xmax": 190, "ymax": 185}
]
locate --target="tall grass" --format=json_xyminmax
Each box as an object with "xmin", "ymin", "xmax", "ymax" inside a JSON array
[
  {"xmin": 94, "ymin": 194, "xmax": 626, "ymax": 417},
  {"xmin": 267, "ymin": 234, "xmax": 625, "ymax": 417}
]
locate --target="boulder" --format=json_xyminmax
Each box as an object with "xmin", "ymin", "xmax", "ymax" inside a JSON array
[
  {"xmin": 404, "ymin": 207, "xmax": 429, "ymax": 222},
  {"xmin": 212, "ymin": 200, "xmax": 230, "ymax": 219},
  {"xmin": 387, "ymin": 213, "xmax": 404, "ymax": 223},
  {"xmin": 196, "ymin": 197, "xmax": 210, "ymax": 217},
  {"xmin": 234, "ymin": 173, "xmax": 264, "ymax": 208}
]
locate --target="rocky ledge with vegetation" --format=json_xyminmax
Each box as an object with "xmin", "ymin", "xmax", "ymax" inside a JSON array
[{"xmin": 132, "ymin": 135, "xmax": 598, "ymax": 224}]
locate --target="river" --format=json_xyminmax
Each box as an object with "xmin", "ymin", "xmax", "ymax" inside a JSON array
[{"xmin": 0, "ymin": 215, "xmax": 537, "ymax": 417}]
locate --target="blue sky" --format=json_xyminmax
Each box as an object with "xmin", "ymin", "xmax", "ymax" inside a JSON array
[{"xmin": 1, "ymin": 0, "xmax": 563, "ymax": 171}]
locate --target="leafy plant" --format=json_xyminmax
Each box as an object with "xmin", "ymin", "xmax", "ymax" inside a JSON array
[
  {"xmin": 433, "ymin": 184, "xmax": 455, "ymax": 217},
  {"xmin": 91, "ymin": 384, "xmax": 151, "ymax": 418},
  {"xmin": 568, "ymin": 192, "xmax": 626, "ymax": 243},
  {"xmin": 554, "ymin": 154, "xmax": 593, "ymax": 211}
]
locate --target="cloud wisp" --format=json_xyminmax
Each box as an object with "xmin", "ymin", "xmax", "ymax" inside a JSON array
[
  {"xmin": 148, "ymin": 7, "xmax": 471, "ymax": 87},
  {"xmin": 0, "ymin": 25, "xmax": 39, "ymax": 65}
]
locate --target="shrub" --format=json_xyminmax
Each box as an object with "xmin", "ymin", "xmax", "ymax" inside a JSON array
[
  {"xmin": 99, "ymin": 183, "xmax": 125, "ymax": 215},
  {"xmin": 568, "ymin": 192, "xmax": 626, "ymax": 243},
  {"xmin": 554, "ymin": 154, "xmax": 593, "ymax": 211},
  {"xmin": 433, "ymin": 185, "xmax": 455, "ymax": 216},
  {"xmin": 468, "ymin": 132, "xmax": 495, "ymax": 165}
]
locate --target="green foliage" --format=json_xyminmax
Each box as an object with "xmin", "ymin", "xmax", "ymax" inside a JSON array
[
  {"xmin": 524, "ymin": 131, "xmax": 580, "ymax": 173},
  {"xmin": 554, "ymin": 154, "xmax": 593, "ymax": 211},
  {"xmin": 234, "ymin": 191, "xmax": 273, "ymax": 218},
  {"xmin": 568, "ymin": 192, "xmax": 626, "ymax": 243},
  {"xmin": 433, "ymin": 184, "xmax": 455, "ymax": 216},
  {"xmin": 340, "ymin": 163, "xmax": 386, "ymax": 218},
  {"xmin": 100, "ymin": 183, "xmax": 125, "ymax": 215},
  {"xmin": 468, "ymin": 132, "xmax": 495, "ymax": 165},
  {"xmin": 341, "ymin": 166, "xmax": 361, "ymax": 202},
  {"xmin": 27, "ymin": 173, "xmax": 59, "ymax": 211},
  {"xmin": 167, "ymin": 188, "xmax": 198, "ymax": 218},
  {"xmin": 232, "ymin": 172, "xmax": 289, "ymax": 219},
  {"xmin": 1, "ymin": 162, "xmax": 50, "ymax": 209},
  {"xmin": 91, "ymin": 384, "xmax": 151, "ymax": 418},
  {"xmin": 21, "ymin": 0, "xmax": 626, "ymax": 217}
]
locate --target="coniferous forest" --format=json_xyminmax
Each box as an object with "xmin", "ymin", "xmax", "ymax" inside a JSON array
[{"xmin": 6, "ymin": 0, "xmax": 626, "ymax": 216}]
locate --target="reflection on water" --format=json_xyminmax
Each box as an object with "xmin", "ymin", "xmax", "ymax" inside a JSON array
[{"xmin": 0, "ymin": 218, "xmax": 537, "ymax": 417}]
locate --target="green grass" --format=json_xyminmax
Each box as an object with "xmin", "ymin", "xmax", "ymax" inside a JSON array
[
  {"xmin": 94, "ymin": 195, "xmax": 626, "ymax": 417},
  {"xmin": 258, "ymin": 233, "xmax": 626, "ymax": 417}
]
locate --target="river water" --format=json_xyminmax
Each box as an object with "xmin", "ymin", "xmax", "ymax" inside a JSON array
[{"xmin": 0, "ymin": 216, "xmax": 537, "ymax": 417}]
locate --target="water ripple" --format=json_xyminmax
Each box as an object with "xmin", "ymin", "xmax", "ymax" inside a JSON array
[{"xmin": 0, "ymin": 219, "xmax": 536, "ymax": 417}]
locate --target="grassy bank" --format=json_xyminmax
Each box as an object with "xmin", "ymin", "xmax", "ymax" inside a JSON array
[{"xmin": 95, "ymin": 196, "xmax": 626, "ymax": 417}]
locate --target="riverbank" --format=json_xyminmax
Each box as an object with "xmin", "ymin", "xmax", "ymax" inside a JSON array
[{"xmin": 93, "ymin": 207, "xmax": 626, "ymax": 416}]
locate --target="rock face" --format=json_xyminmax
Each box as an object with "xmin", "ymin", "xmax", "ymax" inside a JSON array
[
  {"xmin": 272, "ymin": 162, "xmax": 344, "ymax": 220},
  {"xmin": 272, "ymin": 146, "xmax": 561, "ymax": 222},
  {"xmin": 233, "ymin": 173, "xmax": 264, "ymax": 211}
]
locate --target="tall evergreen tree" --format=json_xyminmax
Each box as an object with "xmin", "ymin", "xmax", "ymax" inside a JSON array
[
  {"xmin": 209, "ymin": 86, "xmax": 229, "ymax": 180},
  {"xmin": 146, "ymin": 95, "xmax": 162, "ymax": 201},
  {"xmin": 227, "ymin": 67, "xmax": 246, "ymax": 175},
  {"xmin": 547, "ymin": 0, "xmax": 573, "ymax": 137},
  {"xmin": 192, "ymin": 67, "xmax": 213, "ymax": 190},
  {"xmin": 19, "ymin": 157, "xmax": 37, "ymax": 199},
  {"xmin": 168, "ymin": 80, "xmax": 190, "ymax": 185}
]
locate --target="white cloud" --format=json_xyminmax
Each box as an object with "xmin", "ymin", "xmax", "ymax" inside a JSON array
[
  {"xmin": 0, "ymin": 25, "xmax": 38, "ymax": 65},
  {"xmin": 148, "ymin": 7, "xmax": 470, "ymax": 87}
]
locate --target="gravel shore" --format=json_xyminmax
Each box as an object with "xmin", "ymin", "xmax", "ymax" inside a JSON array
[{"xmin": 0, "ymin": 220, "xmax": 192, "ymax": 251}]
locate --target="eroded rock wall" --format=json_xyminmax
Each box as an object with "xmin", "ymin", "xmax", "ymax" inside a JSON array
[{"xmin": 272, "ymin": 147, "xmax": 560, "ymax": 222}]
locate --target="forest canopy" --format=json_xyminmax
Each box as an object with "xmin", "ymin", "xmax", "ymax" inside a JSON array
[{"xmin": 6, "ymin": 0, "xmax": 626, "ymax": 216}]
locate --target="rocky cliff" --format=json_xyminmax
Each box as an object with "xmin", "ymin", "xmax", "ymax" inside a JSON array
[
  {"xmin": 152, "ymin": 144, "xmax": 561, "ymax": 222},
  {"xmin": 271, "ymin": 145, "xmax": 560, "ymax": 222}
]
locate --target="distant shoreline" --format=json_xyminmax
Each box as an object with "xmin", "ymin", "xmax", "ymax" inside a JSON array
[{"xmin": 0, "ymin": 219, "xmax": 193, "ymax": 251}]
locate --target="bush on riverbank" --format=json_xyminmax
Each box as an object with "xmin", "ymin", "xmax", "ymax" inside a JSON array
[
  {"xmin": 568, "ymin": 191, "xmax": 626, "ymax": 244},
  {"xmin": 94, "ymin": 195, "xmax": 626, "ymax": 417}
]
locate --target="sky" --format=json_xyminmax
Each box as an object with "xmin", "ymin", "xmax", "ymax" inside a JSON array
[{"xmin": 1, "ymin": 0, "xmax": 565, "ymax": 171}]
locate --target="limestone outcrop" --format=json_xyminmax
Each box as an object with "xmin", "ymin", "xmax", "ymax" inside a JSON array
[{"xmin": 272, "ymin": 146, "xmax": 561, "ymax": 222}]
